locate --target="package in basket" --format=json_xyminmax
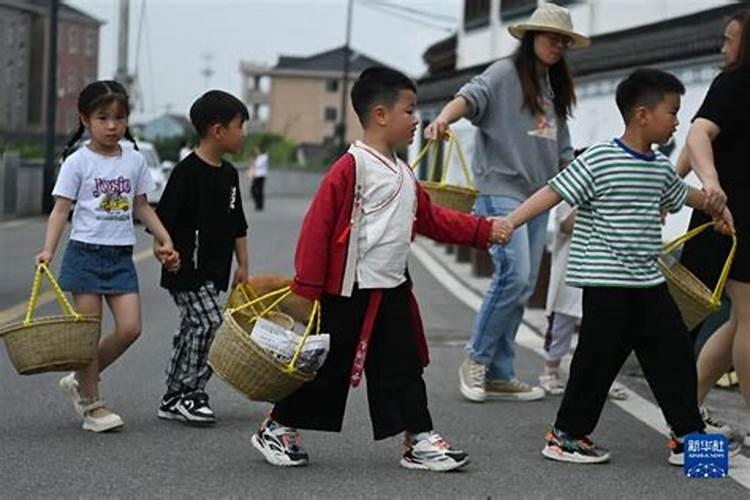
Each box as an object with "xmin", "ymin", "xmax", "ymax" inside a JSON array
[{"xmin": 250, "ymin": 318, "xmax": 330, "ymax": 373}]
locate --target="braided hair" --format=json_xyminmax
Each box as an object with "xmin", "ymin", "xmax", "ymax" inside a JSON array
[{"xmin": 60, "ymin": 80, "xmax": 138, "ymax": 161}]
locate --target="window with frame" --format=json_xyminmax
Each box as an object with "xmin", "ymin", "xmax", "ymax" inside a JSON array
[
  {"xmin": 500, "ymin": 0, "xmax": 536, "ymax": 21},
  {"xmin": 325, "ymin": 79, "xmax": 339, "ymax": 93},
  {"xmin": 84, "ymin": 30, "xmax": 95, "ymax": 57},
  {"xmin": 463, "ymin": 0, "xmax": 490, "ymax": 31},
  {"xmin": 324, "ymin": 106, "xmax": 338, "ymax": 122},
  {"xmin": 68, "ymin": 26, "xmax": 78, "ymax": 54}
]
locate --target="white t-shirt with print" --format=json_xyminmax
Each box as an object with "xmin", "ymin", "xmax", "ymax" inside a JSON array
[{"xmin": 53, "ymin": 146, "xmax": 155, "ymax": 246}]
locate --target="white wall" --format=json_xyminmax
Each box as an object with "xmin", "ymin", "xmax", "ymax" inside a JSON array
[{"xmin": 456, "ymin": 0, "xmax": 734, "ymax": 70}]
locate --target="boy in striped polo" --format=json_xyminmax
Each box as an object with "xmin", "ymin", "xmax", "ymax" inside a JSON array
[{"xmin": 497, "ymin": 68, "xmax": 734, "ymax": 465}]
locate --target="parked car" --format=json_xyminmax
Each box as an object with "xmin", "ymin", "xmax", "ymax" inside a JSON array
[{"xmin": 127, "ymin": 141, "xmax": 166, "ymax": 206}]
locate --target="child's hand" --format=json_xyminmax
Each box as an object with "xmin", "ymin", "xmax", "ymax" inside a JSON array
[
  {"xmin": 232, "ymin": 267, "xmax": 249, "ymax": 289},
  {"xmin": 489, "ymin": 217, "xmax": 513, "ymax": 245},
  {"xmin": 154, "ymin": 240, "xmax": 180, "ymax": 271},
  {"xmin": 34, "ymin": 249, "xmax": 53, "ymax": 266},
  {"xmin": 163, "ymin": 249, "xmax": 181, "ymax": 273},
  {"xmin": 714, "ymin": 207, "xmax": 735, "ymax": 236}
]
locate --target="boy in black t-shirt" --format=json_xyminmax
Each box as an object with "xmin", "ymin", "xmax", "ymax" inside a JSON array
[{"xmin": 155, "ymin": 90, "xmax": 250, "ymax": 425}]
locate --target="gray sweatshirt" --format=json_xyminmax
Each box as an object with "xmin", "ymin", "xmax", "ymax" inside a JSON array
[{"xmin": 457, "ymin": 58, "xmax": 574, "ymax": 201}]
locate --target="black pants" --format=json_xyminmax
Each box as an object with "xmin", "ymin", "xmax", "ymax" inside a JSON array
[
  {"xmin": 272, "ymin": 283, "xmax": 433, "ymax": 440},
  {"xmin": 251, "ymin": 176, "xmax": 265, "ymax": 211},
  {"xmin": 555, "ymin": 285, "xmax": 704, "ymax": 438}
]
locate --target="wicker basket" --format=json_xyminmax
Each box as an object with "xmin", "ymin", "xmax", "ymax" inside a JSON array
[
  {"xmin": 658, "ymin": 222, "xmax": 736, "ymax": 330},
  {"xmin": 228, "ymin": 277, "xmax": 313, "ymax": 327},
  {"xmin": 209, "ymin": 286, "xmax": 319, "ymax": 402},
  {"xmin": 0, "ymin": 264, "xmax": 100, "ymax": 375},
  {"xmin": 412, "ymin": 133, "xmax": 477, "ymax": 214},
  {"xmin": 420, "ymin": 181, "xmax": 478, "ymax": 214}
]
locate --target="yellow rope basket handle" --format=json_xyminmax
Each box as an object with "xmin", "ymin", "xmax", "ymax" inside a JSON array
[
  {"xmin": 23, "ymin": 263, "xmax": 81, "ymax": 327},
  {"xmin": 662, "ymin": 221, "xmax": 738, "ymax": 305},
  {"xmin": 228, "ymin": 286, "xmax": 292, "ymax": 315},
  {"xmin": 283, "ymin": 299, "xmax": 321, "ymax": 374},
  {"xmin": 451, "ymin": 133, "xmax": 474, "ymax": 189},
  {"xmin": 410, "ymin": 133, "xmax": 474, "ymax": 189}
]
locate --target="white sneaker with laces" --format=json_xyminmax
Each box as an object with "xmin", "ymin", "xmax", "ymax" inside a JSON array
[
  {"xmin": 400, "ymin": 432, "xmax": 469, "ymax": 472},
  {"xmin": 251, "ymin": 417, "xmax": 309, "ymax": 467},
  {"xmin": 458, "ymin": 357, "xmax": 486, "ymax": 402}
]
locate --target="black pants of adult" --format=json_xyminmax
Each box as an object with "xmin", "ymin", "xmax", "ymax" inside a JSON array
[
  {"xmin": 251, "ymin": 176, "xmax": 265, "ymax": 211},
  {"xmin": 555, "ymin": 285, "xmax": 704, "ymax": 438},
  {"xmin": 272, "ymin": 283, "xmax": 434, "ymax": 440}
]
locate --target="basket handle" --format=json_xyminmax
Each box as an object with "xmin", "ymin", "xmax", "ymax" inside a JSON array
[
  {"xmin": 284, "ymin": 299, "xmax": 321, "ymax": 374},
  {"xmin": 662, "ymin": 221, "xmax": 738, "ymax": 305},
  {"xmin": 23, "ymin": 263, "xmax": 81, "ymax": 327},
  {"xmin": 410, "ymin": 133, "xmax": 474, "ymax": 188}
]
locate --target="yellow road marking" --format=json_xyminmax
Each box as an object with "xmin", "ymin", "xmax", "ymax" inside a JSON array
[{"xmin": 0, "ymin": 248, "xmax": 154, "ymax": 325}]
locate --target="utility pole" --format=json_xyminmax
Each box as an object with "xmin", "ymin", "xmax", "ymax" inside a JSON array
[
  {"xmin": 42, "ymin": 0, "xmax": 59, "ymax": 214},
  {"xmin": 337, "ymin": 0, "xmax": 354, "ymax": 149},
  {"xmin": 114, "ymin": 0, "xmax": 133, "ymax": 94}
]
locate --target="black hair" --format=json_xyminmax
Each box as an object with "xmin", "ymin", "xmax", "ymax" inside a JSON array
[
  {"xmin": 726, "ymin": 9, "xmax": 750, "ymax": 71},
  {"xmin": 615, "ymin": 68, "xmax": 685, "ymax": 124},
  {"xmin": 514, "ymin": 32, "xmax": 576, "ymax": 119},
  {"xmin": 61, "ymin": 80, "xmax": 136, "ymax": 160},
  {"xmin": 189, "ymin": 90, "xmax": 250, "ymax": 138},
  {"xmin": 350, "ymin": 66, "xmax": 416, "ymax": 126}
]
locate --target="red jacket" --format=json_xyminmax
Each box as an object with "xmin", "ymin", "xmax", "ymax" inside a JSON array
[{"xmin": 291, "ymin": 152, "xmax": 493, "ymax": 366}]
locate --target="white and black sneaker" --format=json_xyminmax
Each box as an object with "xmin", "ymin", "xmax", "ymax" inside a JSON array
[
  {"xmin": 164, "ymin": 391, "xmax": 216, "ymax": 426},
  {"xmin": 400, "ymin": 432, "xmax": 469, "ymax": 472},
  {"xmin": 157, "ymin": 392, "xmax": 183, "ymax": 421},
  {"xmin": 251, "ymin": 417, "xmax": 309, "ymax": 467}
]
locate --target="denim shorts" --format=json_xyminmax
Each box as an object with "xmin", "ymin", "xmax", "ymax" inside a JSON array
[{"xmin": 58, "ymin": 240, "xmax": 139, "ymax": 295}]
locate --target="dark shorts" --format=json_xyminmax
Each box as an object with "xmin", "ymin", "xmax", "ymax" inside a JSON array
[{"xmin": 58, "ymin": 239, "xmax": 139, "ymax": 295}]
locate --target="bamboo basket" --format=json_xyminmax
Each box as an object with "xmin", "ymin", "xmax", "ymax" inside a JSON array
[
  {"xmin": 411, "ymin": 133, "xmax": 478, "ymax": 214},
  {"xmin": 209, "ymin": 286, "xmax": 320, "ymax": 402},
  {"xmin": 0, "ymin": 264, "xmax": 100, "ymax": 375},
  {"xmin": 658, "ymin": 222, "xmax": 736, "ymax": 330}
]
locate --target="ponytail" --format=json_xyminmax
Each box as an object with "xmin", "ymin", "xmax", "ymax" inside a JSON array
[
  {"xmin": 124, "ymin": 127, "xmax": 139, "ymax": 151},
  {"xmin": 60, "ymin": 122, "xmax": 86, "ymax": 161}
]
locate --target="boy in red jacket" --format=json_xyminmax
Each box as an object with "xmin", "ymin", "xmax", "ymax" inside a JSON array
[{"xmin": 251, "ymin": 67, "xmax": 507, "ymax": 472}]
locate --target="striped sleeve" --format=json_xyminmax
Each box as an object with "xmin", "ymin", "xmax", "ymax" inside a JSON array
[
  {"xmin": 660, "ymin": 164, "xmax": 689, "ymax": 213},
  {"xmin": 548, "ymin": 156, "xmax": 596, "ymax": 206}
]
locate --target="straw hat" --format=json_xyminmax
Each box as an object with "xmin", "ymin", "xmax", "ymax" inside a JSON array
[{"xmin": 508, "ymin": 2, "xmax": 590, "ymax": 49}]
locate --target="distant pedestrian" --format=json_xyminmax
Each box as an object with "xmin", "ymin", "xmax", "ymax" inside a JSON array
[
  {"xmin": 250, "ymin": 67, "xmax": 509, "ymax": 472},
  {"xmin": 155, "ymin": 90, "xmax": 250, "ymax": 426},
  {"xmin": 248, "ymin": 145, "xmax": 268, "ymax": 211},
  {"xmin": 35, "ymin": 80, "xmax": 180, "ymax": 433},
  {"xmin": 425, "ymin": 3, "xmax": 590, "ymax": 403},
  {"xmin": 498, "ymin": 69, "xmax": 733, "ymax": 465}
]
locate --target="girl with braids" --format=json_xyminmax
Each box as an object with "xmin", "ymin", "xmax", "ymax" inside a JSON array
[
  {"xmin": 35, "ymin": 80, "xmax": 180, "ymax": 432},
  {"xmin": 425, "ymin": 3, "xmax": 589, "ymax": 402}
]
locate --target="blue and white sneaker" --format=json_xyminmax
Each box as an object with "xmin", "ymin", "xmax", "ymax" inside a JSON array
[
  {"xmin": 251, "ymin": 417, "xmax": 309, "ymax": 467},
  {"xmin": 400, "ymin": 432, "xmax": 469, "ymax": 472}
]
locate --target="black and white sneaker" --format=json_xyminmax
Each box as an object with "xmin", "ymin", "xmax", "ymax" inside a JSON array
[
  {"xmin": 168, "ymin": 391, "xmax": 216, "ymax": 426},
  {"xmin": 542, "ymin": 427, "xmax": 610, "ymax": 464},
  {"xmin": 251, "ymin": 417, "xmax": 309, "ymax": 467},
  {"xmin": 400, "ymin": 432, "xmax": 469, "ymax": 472},
  {"xmin": 157, "ymin": 392, "xmax": 183, "ymax": 421}
]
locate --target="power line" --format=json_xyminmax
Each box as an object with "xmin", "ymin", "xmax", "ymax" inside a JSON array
[
  {"xmin": 366, "ymin": 0, "xmax": 456, "ymax": 24},
  {"xmin": 356, "ymin": 0, "xmax": 454, "ymax": 32}
]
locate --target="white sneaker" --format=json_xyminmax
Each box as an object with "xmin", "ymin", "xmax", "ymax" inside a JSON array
[
  {"xmin": 400, "ymin": 432, "xmax": 469, "ymax": 472},
  {"xmin": 80, "ymin": 400, "xmax": 124, "ymax": 433},
  {"xmin": 700, "ymin": 405, "xmax": 733, "ymax": 437},
  {"xmin": 458, "ymin": 357, "xmax": 486, "ymax": 402},
  {"xmin": 539, "ymin": 373, "xmax": 565, "ymax": 395},
  {"xmin": 486, "ymin": 378, "xmax": 545, "ymax": 401},
  {"xmin": 58, "ymin": 372, "xmax": 84, "ymax": 417}
]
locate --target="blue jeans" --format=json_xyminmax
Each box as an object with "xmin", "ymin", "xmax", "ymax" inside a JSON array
[{"xmin": 466, "ymin": 195, "xmax": 549, "ymax": 381}]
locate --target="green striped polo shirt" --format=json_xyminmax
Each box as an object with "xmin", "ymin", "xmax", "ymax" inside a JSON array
[{"xmin": 548, "ymin": 139, "xmax": 688, "ymax": 288}]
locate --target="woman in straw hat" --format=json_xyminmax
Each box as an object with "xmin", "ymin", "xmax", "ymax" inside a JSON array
[{"xmin": 425, "ymin": 2, "xmax": 589, "ymax": 403}]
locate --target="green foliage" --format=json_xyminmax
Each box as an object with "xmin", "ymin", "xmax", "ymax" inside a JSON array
[
  {"xmin": 0, "ymin": 141, "xmax": 46, "ymax": 159},
  {"xmin": 233, "ymin": 132, "xmax": 298, "ymax": 167}
]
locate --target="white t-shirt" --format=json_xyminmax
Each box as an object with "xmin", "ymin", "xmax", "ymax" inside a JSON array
[
  {"xmin": 254, "ymin": 153, "xmax": 269, "ymax": 178},
  {"xmin": 353, "ymin": 141, "xmax": 417, "ymax": 289},
  {"xmin": 545, "ymin": 201, "xmax": 582, "ymax": 318},
  {"xmin": 53, "ymin": 146, "xmax": 155, "ymax": 246}
]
